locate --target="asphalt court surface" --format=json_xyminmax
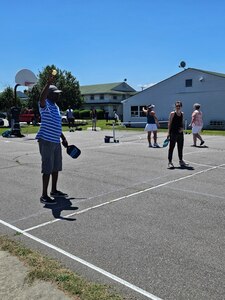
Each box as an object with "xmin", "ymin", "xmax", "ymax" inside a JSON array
[{"xmin": 1, "ymin": 129, "xmax": 225, "ymax": 300}]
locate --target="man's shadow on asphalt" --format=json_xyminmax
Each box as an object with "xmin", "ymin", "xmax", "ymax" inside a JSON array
[{"xmin": 44, "ymin": 197, "xmax": 80, "ymax": 221}]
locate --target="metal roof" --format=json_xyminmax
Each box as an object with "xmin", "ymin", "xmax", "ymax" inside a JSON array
[{"xmin": 80, "ymin": 82, "xmax": 136, "ymax": 95}]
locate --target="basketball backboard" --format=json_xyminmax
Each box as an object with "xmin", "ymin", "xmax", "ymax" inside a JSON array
[{"xmin": 15, "ymin": 69, "xmax": 37, "ymax": 87}]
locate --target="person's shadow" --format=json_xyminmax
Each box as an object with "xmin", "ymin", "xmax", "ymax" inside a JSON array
[
  {"xmin": 191, "ymin": 145, "xmax": 208, "ymax": 148},
  {"xmin": 44, "ymin": 197, "xmax": 78, "ymax": 221},
  {"xmin": 168, "ymin": 165, "xmax": 195, "ymax": 170}
]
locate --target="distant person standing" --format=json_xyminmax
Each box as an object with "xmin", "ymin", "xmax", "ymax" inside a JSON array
[
  {"xmin": 104, "ymin": 111, "xmax": 109, "ymax": 124},
  {"xmin": 114, "ymin": 110, "xmax": 120, "ymax": 123},
  {"xmin": 90, "ymin": 107, "xmax": 97, "ymax": 131},
  {"xmin": 167, "ymin": 101, "xmax": 188, "ymax": 168},
  {"xmin": 189, "ymin": 103, "xmax": 204, "ymax": 147},
  {"xmin": 66, "ymin": 106, "xmax": 75, "ymax": 132},
  {"xmin": 142, "ymin": 104, "xmax": 160, "ymax": 147}
]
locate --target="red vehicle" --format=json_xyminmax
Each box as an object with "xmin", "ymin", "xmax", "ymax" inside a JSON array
[{"xmin": 19, "ymin": 109, "xmax": 39, "ymax": 124}]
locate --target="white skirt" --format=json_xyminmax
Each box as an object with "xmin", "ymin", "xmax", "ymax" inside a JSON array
[
  {"xmin": 192, "ymin": 125, "xmax": 202, "ymax": 134},
  {"xmin": 144, "ymin": 123, "xmax": 158, "ymax": 131}
]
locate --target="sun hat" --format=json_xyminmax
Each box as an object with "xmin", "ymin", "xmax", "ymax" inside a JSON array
[{"xmin": 147, "ymin": 104, "xmax": 155, "ymax": 109}]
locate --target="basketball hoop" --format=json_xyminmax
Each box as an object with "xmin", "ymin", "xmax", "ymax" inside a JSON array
[
  {"xmin": 15, "ymin": 69, "xmax": 37, "ymax": 86},
  {"xmin": 24, "ymin": 81, "xmax": 36, "ymax": 87}
]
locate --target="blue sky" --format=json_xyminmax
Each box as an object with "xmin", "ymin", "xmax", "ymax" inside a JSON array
[{"xmin": 1, "ymin": 0, "xmax": 225, "ymax": 91}]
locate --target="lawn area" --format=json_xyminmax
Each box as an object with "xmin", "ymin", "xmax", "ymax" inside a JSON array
[
  {"xmin": 0, "ymin": 235, "xmax": 122, "ymax": 300},
  {"xmin": 0, "ymin": 120, "xmax": 225, "ymax": 136}
]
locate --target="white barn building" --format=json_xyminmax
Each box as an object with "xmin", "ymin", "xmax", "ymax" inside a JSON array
[{"xmin": 122, "ymin": 68, "xmax": 225, "ymax": 129}]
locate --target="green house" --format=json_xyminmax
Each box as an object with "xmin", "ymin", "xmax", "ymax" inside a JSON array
[{"xmin": 80, "ymin": 81, "xmax": 136, "ymax": 120}]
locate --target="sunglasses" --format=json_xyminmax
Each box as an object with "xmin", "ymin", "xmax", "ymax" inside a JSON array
[{"xmin": 176, "ymin": 105, "xmax": 181, "ymax": 107}]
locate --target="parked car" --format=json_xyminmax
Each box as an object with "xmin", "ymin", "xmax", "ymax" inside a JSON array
[
  {"xmin": 19, "ymin": 109, "xmax": 40, "ymax": 125},
  {"xmin": 61, "ymin": 112, "xmax": 68, "ymax": 124},
  {"xmin": 0, "ymin": 112, "xmax": 7, "ymax": 119},
  {"xmin": 0, "ymin": 112, "xmax": 9, "ymax": 127}
]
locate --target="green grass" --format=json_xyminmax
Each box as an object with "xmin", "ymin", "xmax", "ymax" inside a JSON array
[
  {"xmin": 0, "ymin": 235, "xmax": 123, "ymax": 300},
  {"xmin": 1, "ymin": 120, "xmax": 225, "ymax": 135}
]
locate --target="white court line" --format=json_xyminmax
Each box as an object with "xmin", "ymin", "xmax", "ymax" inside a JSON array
[
  {"xmin": 0, "ymin": 219, "xmax": 163, "ymax": 300},
  {"xmin": 12, "ymin": 173, "xmax": 170, "ymax": 224},
  {"xmin": 166, "ymin": 186, "xmax": 225, "ymax": 200},
  {"xmin": 23, "ymin": 163, "xmax": 225, "ymax": 233},
  {"xmin": 185, "ymin": 160, "xmax": 215, "ymax": 168},
  {"xmin": 185, "ymin": 160, "xmax": 225, "ymax": 169}
]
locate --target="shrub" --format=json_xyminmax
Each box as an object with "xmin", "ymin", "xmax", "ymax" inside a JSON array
[
  {"xmin": 79, "ymin": 110, "xmax": 91, "ymax": 119},
  {"xmin": 78, "ymin": 109, "xmax": 104, "ymax": 119},
  {"xmin": 96, "ymin": 109, "xmax": 104, "ymax": 119},
  {"xmin": 73, "ymin": 109, "xmax": 80, "ymax": 118}
]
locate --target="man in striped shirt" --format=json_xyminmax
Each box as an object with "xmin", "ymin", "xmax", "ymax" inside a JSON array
[{"xmin": 36, "ymin": 77, "xmax": 68, "ymax": 205}]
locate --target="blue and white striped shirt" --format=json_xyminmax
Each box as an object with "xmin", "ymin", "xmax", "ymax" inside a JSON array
[{"xmin": 36, "ymin": 99, "xmax": 62, "ymax": 143}]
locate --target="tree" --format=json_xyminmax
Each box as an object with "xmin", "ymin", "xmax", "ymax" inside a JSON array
[
  {"xmin": 29, "ymin": 65, "xmax": 83, "ymax": 111},
  {"xmin": 0, "ymin": 87, "xmax": 21, "ymax": 111},
  {"xmin": 26, "ymin": 85, "xmax": 40, "ymax": 114}
]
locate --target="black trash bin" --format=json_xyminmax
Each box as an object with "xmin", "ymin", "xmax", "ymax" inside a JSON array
[{"xmin": 104, "ymin": 136, "xmax": 110, "ymax": 143}]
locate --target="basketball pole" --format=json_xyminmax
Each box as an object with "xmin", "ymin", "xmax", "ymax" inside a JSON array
[
  {"xmin": 14, "ymin": 84, "xmax": 20, "ymax": 106},
  {"xmin": 12, "ymin": 83, "xmax": 22, "ymax": 137},
  {"xmin": 112, "ymin": 122, "xmax": 119, "ymax": 143}
]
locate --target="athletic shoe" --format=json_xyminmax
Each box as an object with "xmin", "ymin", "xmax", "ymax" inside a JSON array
[
  {"xmin": 149, "ymin": 143, "xmax": 152, "ymax": 147},
  {"xmin": 179, "ymin": 160, "xmax": 189, "ymax": 167},
  {"xmin": 153, "ymin": 143, "xmax": 160, "ymax": 148},
  {"xmin": 50, "ymin": 190, "xmax": 68, "ymax": 197},
  {"xmin": 200, "ymin": 140, "xmax": 205, "ymax": 146},
  {"xmin": 40, "ymin": 195, "xmax": 56, "ymax": 205},
  {"xmin": 168, "ymin": 162, "xmax": 174, "ymax": 169}
]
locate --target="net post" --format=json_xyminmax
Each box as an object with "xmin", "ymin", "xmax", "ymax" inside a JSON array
[{"xmin": 113, "ymin": 122, "xmax": 116, "ymax": 142}]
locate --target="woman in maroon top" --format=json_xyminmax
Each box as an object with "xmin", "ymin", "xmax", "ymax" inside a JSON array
[{"xmin": 167, "ymin": 101, "xmax": 188, "ymax": 168}]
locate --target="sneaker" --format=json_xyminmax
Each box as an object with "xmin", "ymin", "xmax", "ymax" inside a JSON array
[
  {"xmin": 149, "ymin": 143, "xmax": 152, "ymax": 148},
  {"xmin": 40, "ymin": 195, "xmax": 56, "ymax": 205},
  {"xmin": 50, "ymin": 190, "xmax": 68, "ymax": 197},
  {"xmin": 153, "ymin": 143, "xmax": 160, "ymax": 148},
  {"xmin": 168, "ymin": 162, "xmax": 174, "ymax": 169},
  {"xmin": 179, "ymin": 160, "xmax": 189, "ymax": 167},
  {"xmin": 200, "ymin": 140, "xmax": 205, "ymax": 146}
]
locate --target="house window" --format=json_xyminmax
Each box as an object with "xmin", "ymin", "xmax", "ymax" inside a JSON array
[
  {"xmin": 113, "ymin": 95, "xmax": 117, "ymax": 100},
  {"xmin": 90, "ymin": 95, "xmax": 94, "ymax": 100},
  {"xmin": 131, "ymin": 106, "xmax": 138, "ymax": 117},
  {"xmin": 100, "ymin": 94, "xmax": 104, "ymax": 100},
  {"xmin": 185, "ymin": 79, "xmax": 192, "ymax": 87},
  {"xmin": 140, "ymin": 106, "xmax": 146, "ymax": 117}
]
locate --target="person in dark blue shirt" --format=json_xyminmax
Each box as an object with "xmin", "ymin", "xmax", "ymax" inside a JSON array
[{"xmin": 142, "ymin": 104, "xmax": 160, "ymax": 148}]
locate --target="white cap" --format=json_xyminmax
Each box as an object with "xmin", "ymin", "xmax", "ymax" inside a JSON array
[{"xmin": 48, "ymin": 85, "xmax": 62, "ymax": 93}]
